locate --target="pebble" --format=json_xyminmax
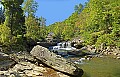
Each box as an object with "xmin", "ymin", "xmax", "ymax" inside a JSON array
[
  {"xmin": 9, "ymin": 74, "xmax": 15, "ymax": 77},
  {"xmin": 117, "ymin": 57, "xmax": 120, "ymax": 59},
  {"xmin": 87, "ymin": 58, "xmax": 90, "ymax": 60}
]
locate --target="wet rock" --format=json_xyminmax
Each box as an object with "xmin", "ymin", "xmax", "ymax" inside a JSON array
[
  {"xmin": 104, "ymin": 51, "xmax": 108, "ymax": 55},
  {"xmin": 113, "ymin": 53, "xmax": 118, "ymax": 56},
  {"xmin": 108, "ymin": 52, "xmax": 113, "ymax": 55},
  {"xmin": 30, "ymin": 45, "xmax": 83, "ymax": 77},
  {"xmin": 117, "ymin": 54, "xmax": 120, "ymax": 57},
  {"xmin": 81, "ymin": 46, "xmax": 87, "ymax": 50},
  {"xmin": 116, "ymin": 57, "xmax": 120, "ymax": 59},
  {"xmin": 9, "ymin": 74, "xmax": 15, "ymax": 77}
]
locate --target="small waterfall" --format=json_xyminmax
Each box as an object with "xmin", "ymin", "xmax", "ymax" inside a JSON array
[
  {"xmin": 67, "ymin": 42, "xmax": 71, "ymax": 48},
  {"xmin": 57, "ymin": 43, "xmax": 62, "ymax": 47},
  {"xmin": 57, "ymin": 42, "xmax": 72, "ymax": 48},
  {"xmin": 62, "ymin": 42, "xmax": 65, "ymax": 48}
]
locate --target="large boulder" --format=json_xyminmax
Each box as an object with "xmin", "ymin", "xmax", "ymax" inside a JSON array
[
  {"xmin": 0, "ymin": 51, "xmax": 70, "ymax": 77},
  {"xmin": 30, "ymin": 45, "xmax": 83, "ymax": 77}
]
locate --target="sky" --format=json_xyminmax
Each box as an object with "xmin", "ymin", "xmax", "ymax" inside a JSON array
[
  {"xmin": 35, "ymin": 0, "xmax": 88, "ymax": 26},
  {"xmin": 0, "ymin": 0, "xmax": 88, "ymax": 26}
]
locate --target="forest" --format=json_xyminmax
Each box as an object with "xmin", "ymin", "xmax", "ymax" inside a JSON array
[
  {"xmin": 0, "ymin": 0, "xmax": 47, "ymax": 51},
  {"xmin": 0, "ymin": 0, "xmax": 120, "ymax": 51},
  {"xmin": 47, "ymin": 0, "xmax": 120, "ymax": 48}
]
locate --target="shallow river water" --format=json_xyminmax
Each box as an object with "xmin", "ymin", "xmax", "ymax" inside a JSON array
[{"xmin": 77, "ymin": 56, "xmax": 120, "ymax": 77}]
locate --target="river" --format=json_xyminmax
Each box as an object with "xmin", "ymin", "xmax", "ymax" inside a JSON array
[
  {"xmin": 50, "ymin": 42, "xmax": 120, "ymax": 77},
  {"xmin": 76, "ymin": 56, "xmax": 120, "ymax": 77}
]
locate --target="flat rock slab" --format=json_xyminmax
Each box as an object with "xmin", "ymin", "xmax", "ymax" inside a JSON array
[
  {"xmin": 0, "ymin": 52, "xmax": 15, "ymax": 71},
  {"xmin": 30, "ymin": 45, "xmax": 83, "ymax": 77}
]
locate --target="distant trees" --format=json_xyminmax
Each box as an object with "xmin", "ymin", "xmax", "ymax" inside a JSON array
[
  {"xmin": 74, "ymin": 3, "xmax": 84, "ymax": 14},
  {"xmin": 25, "ymin": 16, "xmax": 47, "ymax": 41},
  {"xmin": 47, "ymin": 11, "xmax": 79, "ymax": 41},
  {"xmin": 47, "ymin": 0, "xmax": 120, "ymax": 48},
  {"xmin": 38, "ymin": 16, "xmax": 47, "ymax": 39},
  {"xmin": 77, "ymin": 0, "xmax": 120, "ymax": 47}
]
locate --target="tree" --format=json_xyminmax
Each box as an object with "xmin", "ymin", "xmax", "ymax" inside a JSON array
[
  {"xmin": 77, "ymin": 0, "xmax": 120, "ymax": 47},
  {"xmin": 25, "ymin": 16, "xmax": 39, "ymax": 40},
  {"xmin": 1, "ymin": 0, "xmax": 26, "ymax": 51},
  {"xmin": 39, "ymin": 16, "xmax": 46, "ymax": 27},
  {"xmin": 74, "ymin": 3, "xmax": 84, "ymax": 14},
  {"xmin": 38, "ymin": 16, "xmax": 47, "ymax": 39},
  {"xmin": 47, "ymin": 0, "xmax": 120, "ymax": 48},
  {"xmin": 0, "ymin": 24, "xmax": 10, "ymax": 45},
  {"xmin": 1, "ymin": 0, "xmax": 26, "ymax": 37},
  {"xmin": 23, "ymin": 0, "xmax": 47, "ymax": 41},
  {"xmin": 23, "ymin": 0, "xmax": 38, "ymax": 16}
]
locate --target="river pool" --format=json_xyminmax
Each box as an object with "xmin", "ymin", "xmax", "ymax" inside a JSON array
[{"xmin": 77, "ymin": 56, "xmax": 120, "ymax": 77}]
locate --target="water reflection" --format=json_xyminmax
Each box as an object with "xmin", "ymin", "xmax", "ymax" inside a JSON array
[
  {"xmin": 80, "ymin": 57, "xmax": 120, "ymax": 77},
  {"xmin": 113, "ymin": 68, "xmax": 120, "ymax": 77},
  {"xmin": 82, "ymin": 72, "xmax": 91, "ymax": 77}
]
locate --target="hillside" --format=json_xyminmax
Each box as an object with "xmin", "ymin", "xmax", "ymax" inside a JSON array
[{"xmin": 47, "ymin": 0, "xmax": 120, "ymax": 48}]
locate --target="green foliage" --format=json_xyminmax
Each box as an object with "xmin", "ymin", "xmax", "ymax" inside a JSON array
[
  {"xmin": 0, "ymin": 24, "xmax": 10, "ymax": 45},
  {"xmin": 74, "ymin": 3, "xmax": 84, "ymax": 14},
  {"xmin": 82, "ymin": 32, "xmax": 97, "ymax": 45},
  {"xmin": 95, "ymin": 34, "xmax": 115, "ymax": 47},
  {"xmin": 62, "ymin": 26, "xmax": 74, "ymax": 40},
  {"xmin": 0, "ymin": 24, "xmax": 26, "ymax": 51},
  {"xmin": 1, "ymin": 0, "xmax": 27, "ymax": 51},
  {"xmin": 47, "ymin": 12, "xmax": 79, "ymax": 41},
  {"xmin": 0, "ymin": 0, "xmax": 120, "ymax": 51},
  {"xmin": 13, "ymin": 35, "xmax": 26, "ymax": 51},
  {"xmin": 23, "ymin": 0, "xmax": 46, "ymax": 42},
  {"xmin": 78, "ymin": 0, "xmax": 120, "ymax": 47},
  {"xmin": 25, "ymin": 16, "xmax": 47, "ymax": 41},
  {"xmin": 47, "ymin": 22, "xmax": 63, "ymax": 40},
  {"xmin": 1, "ymin": 0, "xmax": 26, "ymax": 36},
  {"xmin": 0, "ymin": 0, "xmax": 47, "ymax": 51},
  {"xmin": 47, "ymin": 0, "xmax": 120, "ymax": 48},
  {"xmin": 23, "ymin": 0, "xmax": 38, "ymax": 16}
]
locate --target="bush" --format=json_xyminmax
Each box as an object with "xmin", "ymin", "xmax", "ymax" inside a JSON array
[
  {"xmin": 82, "ymin": 32, "xmax": 98, "ymax": 45},
  {"xmin": 95, "ymin": 34, "xmax": 115, "ymax": 48},
  {"xmin": 0, "ymin": 24, "xmax": 11, "ymax": 46},
  {"xmin": 0, "ymin": 24, "xmax": 26, "ymax": 52}
]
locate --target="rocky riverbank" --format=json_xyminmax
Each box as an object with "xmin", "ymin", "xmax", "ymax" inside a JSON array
[
  {"xmin": 0, "ymin": 52, "xmax": 69, "ymax": 77},
  {"xmin": 84, "ymin": 45, "xmax": 120, "ymax": 59},
  {"xmin": 0, "ymin": 45, "xmax": 83, "ymax": 77},
  {"xmin": 72, "ymin": 38, "xmax": 120, "ymax": 59}
]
